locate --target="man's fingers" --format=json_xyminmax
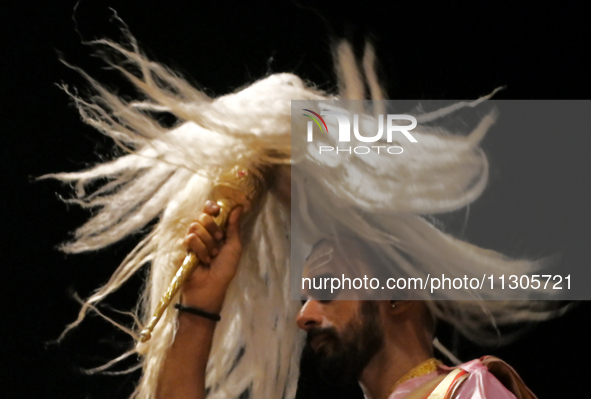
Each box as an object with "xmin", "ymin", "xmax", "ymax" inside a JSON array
[
  {"xmin": 187, "ymin": 222, "xmax": 218, "ymax": 255},
  {"xmin": 225, "ymin": 206, "xmax": 243, "ymax": 242},
  {"xmin": 184, "ymin": 234, "xmax": 212, "ymax": 264},
  {"xmin": 186, "ymin": 202, "xmax": 240, "ymax": 259},
  {"xmin": 203, "ymin": 200, "xmax": 221, "ymax": 216},
  {"xmin": 198, "ymin": 213, "xmax": 224, "ymax": 241}
]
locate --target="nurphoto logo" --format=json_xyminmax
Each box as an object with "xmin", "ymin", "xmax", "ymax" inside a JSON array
[{"xmin": 302, "ymin": 108, "xmax": 417, "ymax": 155}]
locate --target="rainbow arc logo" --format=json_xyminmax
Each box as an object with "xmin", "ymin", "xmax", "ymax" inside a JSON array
[{"xmin": 302, "ymin": 109, "xmax": 329, "ymax": 134}]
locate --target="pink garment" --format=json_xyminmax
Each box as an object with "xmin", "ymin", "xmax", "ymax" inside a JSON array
[{"xmin": 388, "ymin": 359, "xmax": 517, "ymax": 399}]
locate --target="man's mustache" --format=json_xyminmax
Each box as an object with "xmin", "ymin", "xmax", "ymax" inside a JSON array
[{"xmin": 306, "ymin": 327, "xmax": 339, "ymax": 346}]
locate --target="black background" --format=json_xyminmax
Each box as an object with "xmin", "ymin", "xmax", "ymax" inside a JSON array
[{"xmin": 3, "ymin": 1, "xmax": 591, "ymax": 398}]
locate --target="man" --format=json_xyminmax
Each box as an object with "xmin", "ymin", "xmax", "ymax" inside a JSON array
[{"xmin": 156, "ymin": 201, "xmax": 536, "ymax": 399}]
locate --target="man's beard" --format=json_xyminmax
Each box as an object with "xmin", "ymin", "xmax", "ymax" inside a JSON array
[{"xmin": 302, "ymin": 302, "xmax": 384, "ymax": 386}]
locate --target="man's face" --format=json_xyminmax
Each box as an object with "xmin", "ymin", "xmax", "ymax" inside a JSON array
[
  {"xmin": 297, "ymin": 238, "xmax": 385, "ymax": 384},
  {"xmin": 296, "ymin": 299, "xmax": 384, "ymax": 385}
]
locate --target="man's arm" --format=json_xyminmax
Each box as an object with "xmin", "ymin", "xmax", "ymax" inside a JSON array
[
  {"xmin": 156, "ymin": 201, "xmax": 243, "ymax": 399},
  {"xmin": 157, "ymin": 312, "xmax": 217, "ymax": 399}
]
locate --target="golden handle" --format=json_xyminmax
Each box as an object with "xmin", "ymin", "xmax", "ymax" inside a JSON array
[
  {"xmin": 138, "ymin": 166, "xmax": 266, "ymax": 343},
  {"xmin": 139, "ymin": 251, "xmax": 198, "ymax": 342}
]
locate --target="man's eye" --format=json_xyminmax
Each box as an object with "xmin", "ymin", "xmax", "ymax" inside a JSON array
[{"xmin": 309, "ymin": 286, "xmax": 340, "ymax": 302}]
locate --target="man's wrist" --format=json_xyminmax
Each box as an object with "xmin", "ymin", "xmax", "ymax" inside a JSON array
[
  {"xmin": 180, "ymin": 288, "xmax": 228, "ymax": 314},
  {"xmin": 176, "ymin": 309, "xmax": 218, "ymax": 331},
  {"xmin": 175, "ymin": 304, "xmax": 221, "ymax": 322}
]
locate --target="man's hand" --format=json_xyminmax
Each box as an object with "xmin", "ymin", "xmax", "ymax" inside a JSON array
[
  {"xmin": 156, "ymin": 201, "xmax": 243, "ymax": 399},
  {"xmin": 180, "ymin": 200, "xmax": 243, "ymax": 313}
]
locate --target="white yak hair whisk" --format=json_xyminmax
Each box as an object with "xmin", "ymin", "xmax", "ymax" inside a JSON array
[{"xmin": 46, "ymin": 30, "xmax": 567, "ymax": 399}]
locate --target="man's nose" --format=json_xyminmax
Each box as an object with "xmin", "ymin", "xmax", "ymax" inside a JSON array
[{"xmin": 296, "ymin": 300, "xmax": 323, "ymax": 331}]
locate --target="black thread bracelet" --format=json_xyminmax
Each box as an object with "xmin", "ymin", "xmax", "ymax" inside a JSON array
[{"xmin": 174, "ymin": 303, "xmax": 221, "ymax": 322}]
